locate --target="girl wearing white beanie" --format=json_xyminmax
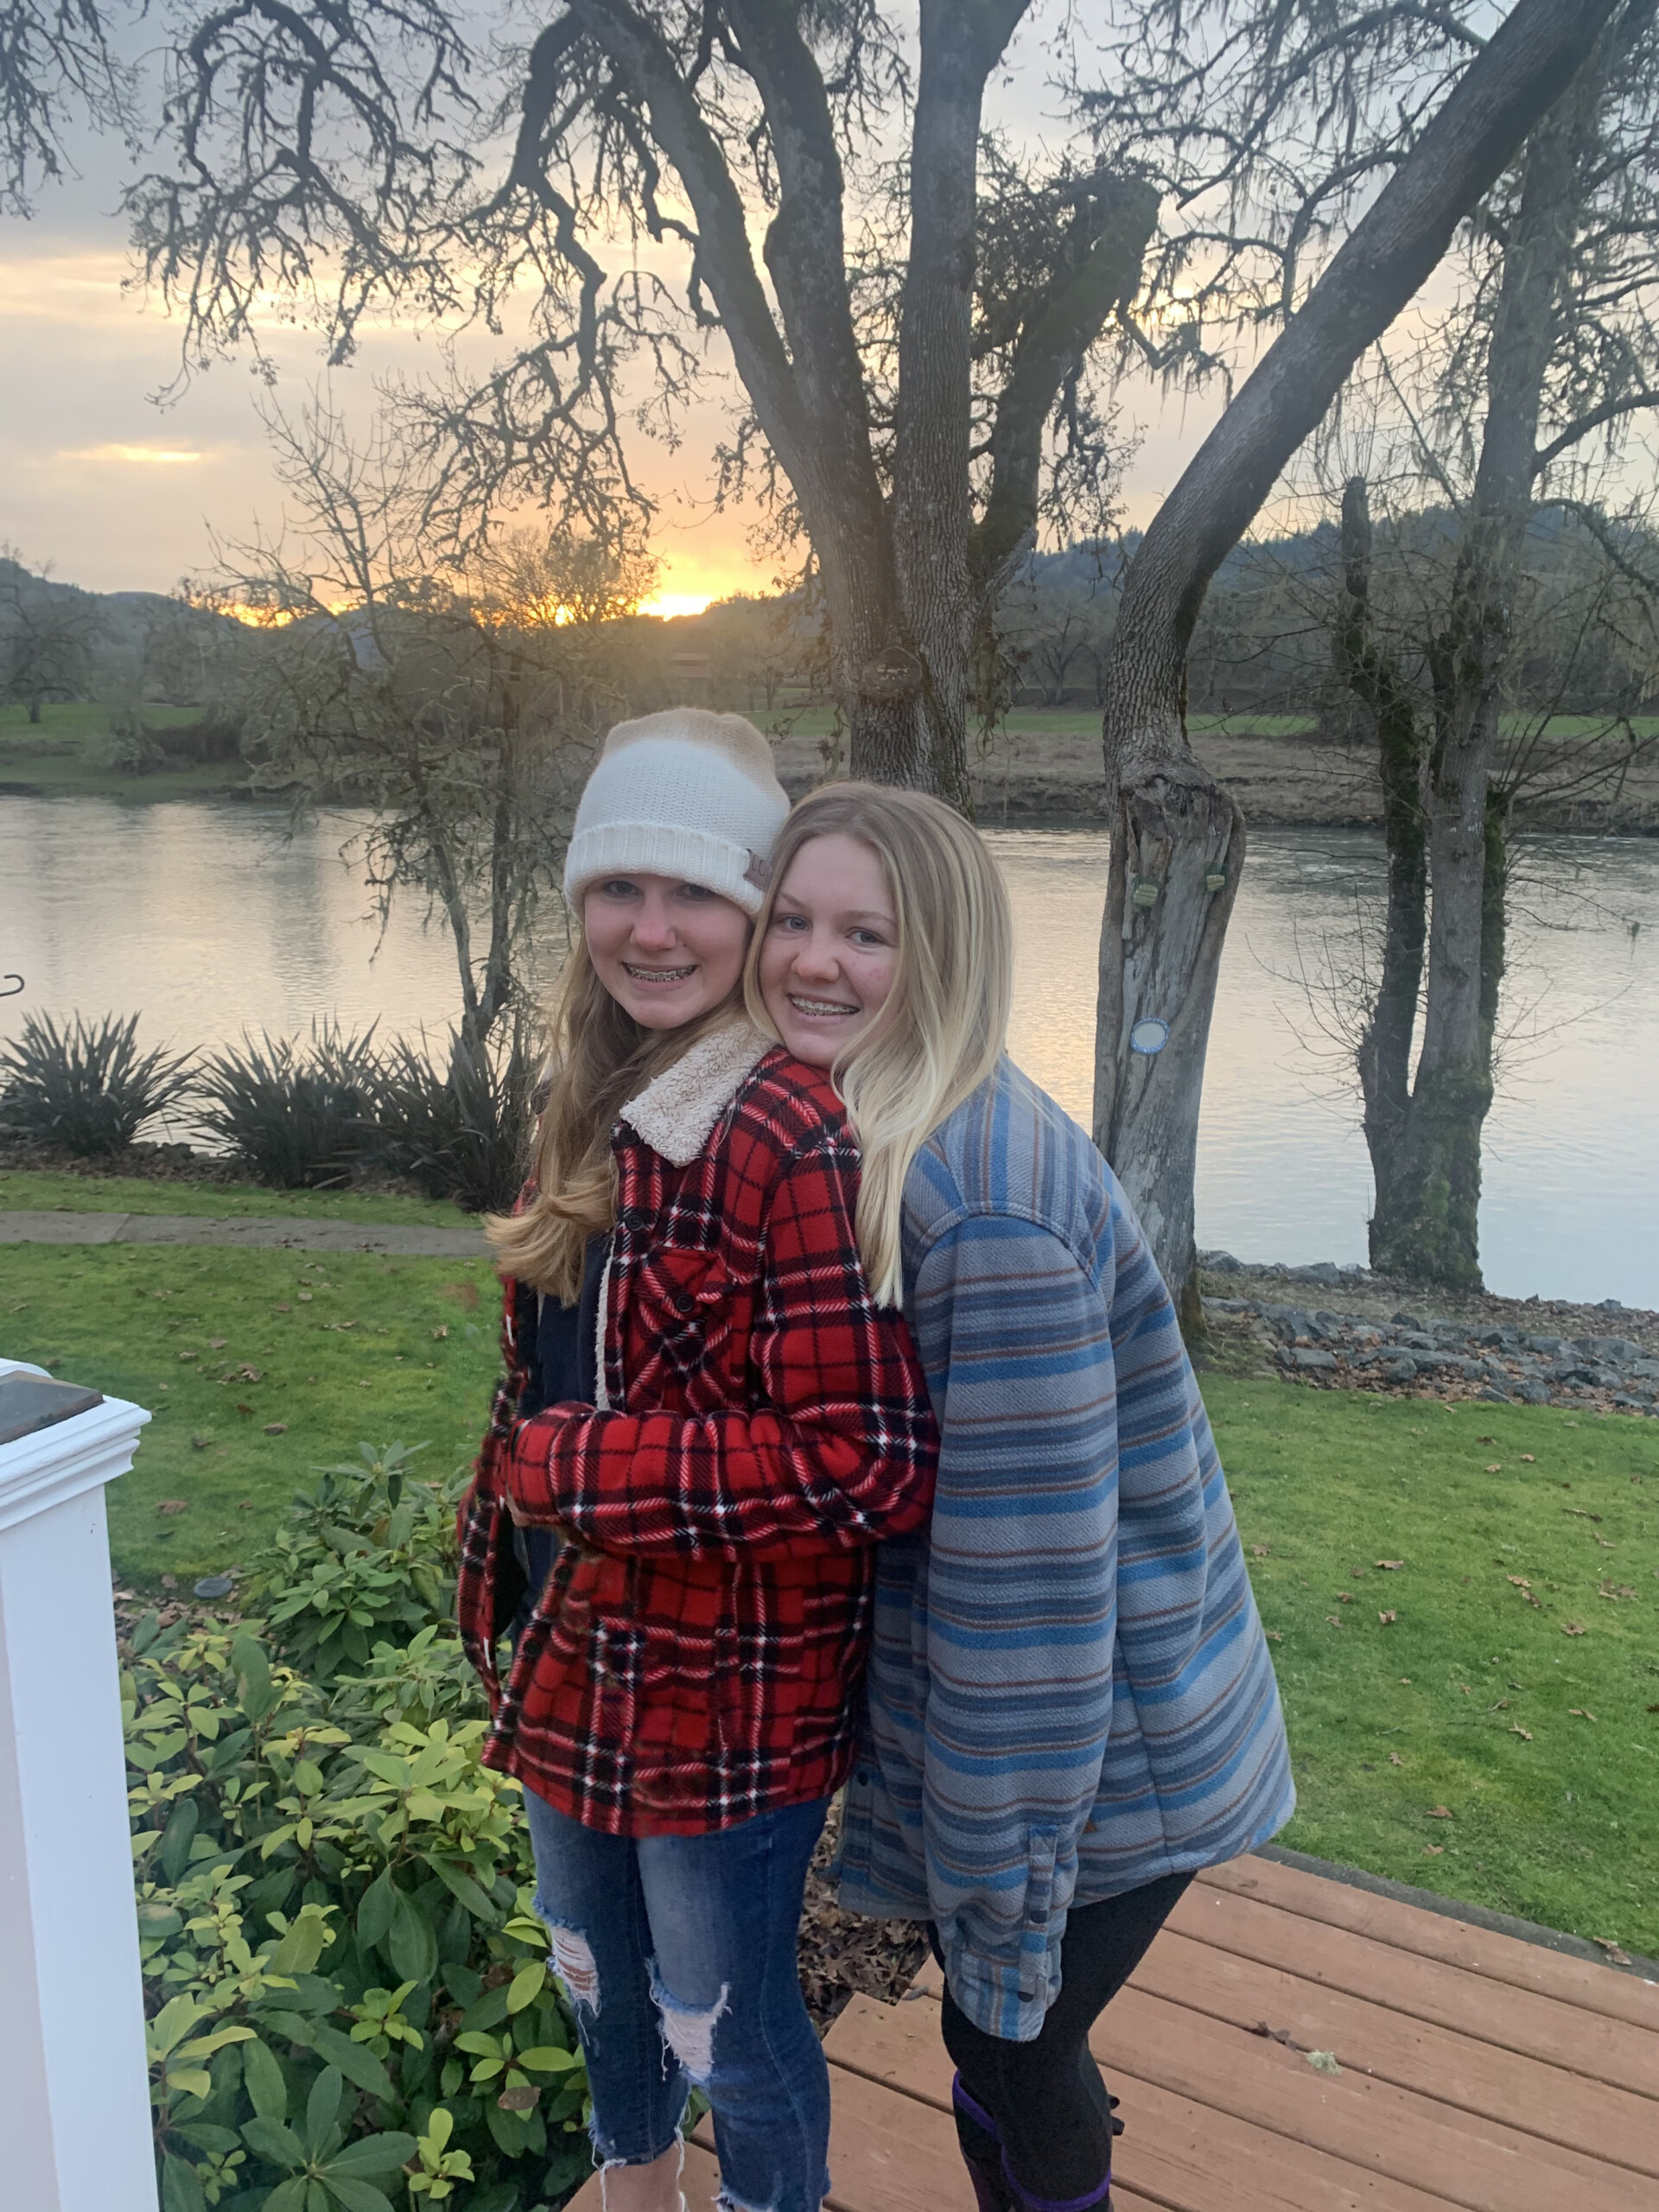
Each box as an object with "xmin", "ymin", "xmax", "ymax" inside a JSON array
[{"xmin": 456, "ymin": 709, "xmax": 938, "ymax": 2212}]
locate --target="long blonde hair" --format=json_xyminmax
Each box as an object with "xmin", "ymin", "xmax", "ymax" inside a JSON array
[
  {"xmin": 486, "ymin": 936, "xmax": 744, "ymax": 1298},
  {"xmin": 746, "ymin": 784, "xmax": 1013, "ymax": 1306}
]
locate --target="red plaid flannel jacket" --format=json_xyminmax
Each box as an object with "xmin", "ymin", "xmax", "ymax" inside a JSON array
[{"xmin": 456, "ymin": 1028, "xmax": 938, "ymax": 1834}]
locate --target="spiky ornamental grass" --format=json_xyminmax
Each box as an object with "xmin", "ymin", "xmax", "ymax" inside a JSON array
[
  {"xmin": 0, "ymin": 1009, "xmax": 193, "ymax": 1154},
  {"xmin": 194, "ymin": 1023, "xmax": 385, "ymax": 1189}
]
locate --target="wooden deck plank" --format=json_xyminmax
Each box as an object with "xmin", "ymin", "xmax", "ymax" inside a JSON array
[
  {"xmin": 1091, "ymin": 1984, "xmax": 1651, "ymax": 2212},
  {"xmin": 1169, "ymin": 1880, "xmax": 1659, "ymax": 2097},
  {"xmin": 822, "ymin": 1996, "xmax": 1460, "ymax": 2212},
  {"xmin": 1134, "ymin": 1926, "xmax": 1659, "ymax": 2176},
  {"xmin": 696, "ymin": 2086, "xmax": 1172, "ymax": 2212},
  {"xmin": 548, "ymin": 1848, "xmax": 1658, "ymax": 2212},
  {"xmin": 1199, "ymin": 1859, "xmax": 1659, "ymax": 2032},
  {"xmin": 565, "ymin": 2141, "xmax": 722, "ymax": 2211}
]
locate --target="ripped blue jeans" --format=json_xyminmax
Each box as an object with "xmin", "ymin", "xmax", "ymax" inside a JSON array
[{"xmin": 524, "ymin": 1788, "xmax": 832, "ymax": 2212}]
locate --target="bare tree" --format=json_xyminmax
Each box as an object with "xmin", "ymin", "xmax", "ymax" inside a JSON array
[
  {"xmin": 0, "ymin": 550, "xmax": 95, "ymax": 720},
  {"xmin": 0, "ymin": 0, "xmax": 135, "ymax": 213},
  {"xmin": 1086, "ymin": 0, "xmax": 1623, "ymax": 1319},
  {"xmin": 206, "ymin": 397, "xmax": 654, "ymax": 1060},
  {"xmin": 130, "ymin": 2, "xmax": 1166, "ymax": 804},
  {"xmin": 1360, "ymin": 5, "xmax": 1659, "ymax": 1286},
  {"xmin": 1301, "ymin": 3, "xmax": 1659, "ymax": 1288}
]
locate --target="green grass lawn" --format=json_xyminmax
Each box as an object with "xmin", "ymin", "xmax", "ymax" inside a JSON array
[
  {"xmin": 1, "ymin": 1164, "xmax": 478, "ymax": 1228},
  {"xmin": 4, "ymin": 1234, "xmax": 1656, "ymax": 1956},
  {"xmin": 0, "ymin": 700, "xmax": 245, "ymax": 799},
  {"xmin": 2, "ymin": 1242, "xmax": 501, "ymax": 1584},
  {"xmin": 1204, "ymin": 1375, "xmax": 1659, "ymax": 1959}
]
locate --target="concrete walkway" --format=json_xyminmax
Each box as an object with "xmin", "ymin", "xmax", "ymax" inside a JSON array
[{"xmin": 0, "ymin": 1210, "xmax": 489, "ymax": 1259}]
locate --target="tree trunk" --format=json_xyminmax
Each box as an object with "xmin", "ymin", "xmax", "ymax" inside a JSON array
[
  {"xmin": 1090, "ymin": 0, "xmax": 1618, "ymax": 1301},
  {"xmin": 1094, "ymin": 753, "xmax": 1244, "ymax": 1331},
  {"xmin": 27, "ymin": 695, "xmax": 41, "ymax": 724},
  {"xmin": 1332, "ymin": 476, "xmax": 1430, "ymax": 1215},
  {"xmin": 1370, "ymin": 73, "xmax": 1594, "ymax": 1286},
  {"xmin": 885, "ymin": 3, "xmax": 990, "ymax": 812}
]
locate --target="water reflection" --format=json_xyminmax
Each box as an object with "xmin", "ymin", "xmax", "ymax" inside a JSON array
[{"xmin": 3, "ymin": 798, "xmax": 1655, "ymax": 1306}]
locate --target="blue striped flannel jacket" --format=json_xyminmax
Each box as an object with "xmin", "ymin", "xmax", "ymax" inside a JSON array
[{"xmin": 837, "ymin": 1056, "xmax": 1294, "ymax": 2040}]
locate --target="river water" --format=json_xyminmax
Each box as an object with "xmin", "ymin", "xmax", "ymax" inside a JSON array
[{"xmin": 3, "ymin": 797, "xmax": 1655, "ymax": 1306}]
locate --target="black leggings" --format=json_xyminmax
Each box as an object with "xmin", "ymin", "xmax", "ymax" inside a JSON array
[{"xmin": 935, "ymin": 1871, "xmax": 1192, "ymax": 2205}]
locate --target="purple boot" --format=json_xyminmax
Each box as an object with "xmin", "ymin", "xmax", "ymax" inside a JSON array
[{"xmin": 950, "ymin": 2073, "xmax": 1117, "ymax": 2212}]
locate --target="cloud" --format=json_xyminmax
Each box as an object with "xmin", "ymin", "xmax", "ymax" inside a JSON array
[{"xmin": 57, "ymin": 442, "xmax": 208, "ymax": 466}]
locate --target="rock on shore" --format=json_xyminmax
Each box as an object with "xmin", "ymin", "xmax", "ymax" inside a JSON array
[{"xmin": 1197, "ymin": 1251, "xmax": 1658, "ymax": 1413}]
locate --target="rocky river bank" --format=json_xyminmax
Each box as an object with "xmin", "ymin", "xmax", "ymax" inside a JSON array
[{"xmin": 1199, "ymin": 1254, "xmax": 1659, "ymax": 1413}]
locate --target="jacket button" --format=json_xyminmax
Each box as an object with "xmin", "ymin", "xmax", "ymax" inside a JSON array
[{"xmin": 855, "ymin": 1769, "xmax": 870, "ymax": 1786}]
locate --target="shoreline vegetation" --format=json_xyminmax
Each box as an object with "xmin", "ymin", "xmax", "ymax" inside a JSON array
[{"xmin": 8, "ymin": 698, "xmax": 1659, "ymax": 831}]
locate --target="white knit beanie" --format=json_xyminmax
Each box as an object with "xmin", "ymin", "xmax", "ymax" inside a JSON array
[{"xmin": 563, "ymin": 708, "xmax": 790, "ymax": 917}]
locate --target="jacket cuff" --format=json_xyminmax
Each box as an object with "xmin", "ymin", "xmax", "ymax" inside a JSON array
[
  {"xmin": 503, "ymin": 1410, "xmax": 575, "ymax": 1521},
  {"xmin": 938, "ymin": 1931, "xmax": 1061, "ymax": 2044}
]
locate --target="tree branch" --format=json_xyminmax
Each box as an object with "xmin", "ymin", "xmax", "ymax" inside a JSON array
[
  {"xmin": 1532, "ymin": 385, "xmax": 1659, "ymax": 474},
  {"xmin": 970, "ymin": 175, "xmax": 1159, "ymax": 583},
  {"xmin": 1103, "ymin": 0, "xmax": 1624, "ymax": 779},
  {"xmin": 719, "ymin": 1, "xmax": 889, "ymax": 531},
  {"xmin": 562, "ymin": 0, "xmax": 815, "ymax": 486}
]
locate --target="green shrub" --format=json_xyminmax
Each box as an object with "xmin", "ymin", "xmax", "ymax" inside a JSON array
[
  {"xmin": 0, "ymin": 1009, "xmax": 191, "ymax": 1154},
  {"xmin": 372, "ymin": 1026, "xmax": 535, "ymax": 1217},
  {"xmin": 244, "ymin": 1442, "xmax": 458, "ymax": 1678},
  {"xmin": 196, "ymin": 1024, "xmax": 383, "ymax": 1188},
  {"xmin": 130, "ymin": 1612, "xmax": 598, "ymax": 2212}
]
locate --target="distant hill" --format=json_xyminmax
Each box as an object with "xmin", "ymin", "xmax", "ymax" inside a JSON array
[{"xmin": 0, "ymin": 557, "xmax": 241, "ymax": 721}]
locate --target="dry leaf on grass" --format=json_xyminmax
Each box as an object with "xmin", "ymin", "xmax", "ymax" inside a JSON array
[
  {"xmin": 1598, "ymin": 1582, "xmax": 1636, "ymax": 1601},
  {"xmin": 263, "ymin": 1422, "xmax": 288, "ymax": 1435},
  {"xmin": 1561, "ymin": 1621, "xmax": 1587, "ymax": 1636},
  {"xmin": 1376, "ymin": 1559, "xmax": 1404, "ymax": 1570},
  {"xmin": 156, "ymin": 1499, "xmax": 188, "ymax": 1515},
  {"xmin": 1378, "ymin": 1610, "xmax": 1397, "ymax": 1625},
  {"xmin": 1426, "ymin": 1805, "xmax": 1452, "ymax": 1819},
  {"xmin": 1388, "ymin": 1751, "xmax": 1403, "ymax": 1766},
  {"xmin": 1510, "ymin": 1724, "xmax": 1533, "ymax": 1740},
  {"xmin": 1422, "ymin": 1844, "xmax": 1445, "ymax": 1856}
]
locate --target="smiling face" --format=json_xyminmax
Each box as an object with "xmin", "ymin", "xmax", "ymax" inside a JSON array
[
  {"xmin": 582, "ymin": 873, "xmax": 752, "ymax": 1030},
  {"xmin": 758, "ymin": 832, "xmax": 900, "ymax": 1069}
]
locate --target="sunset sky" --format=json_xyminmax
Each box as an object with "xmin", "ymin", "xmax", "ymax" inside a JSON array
[{"xmin": 0, "ymin": 6, "xmax": 1237, "ymax": 610}]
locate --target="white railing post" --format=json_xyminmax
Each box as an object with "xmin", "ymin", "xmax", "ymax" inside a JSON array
[{"xmin": 0, "ymin": 1358, "xmax": 157, "ymax": 2212}]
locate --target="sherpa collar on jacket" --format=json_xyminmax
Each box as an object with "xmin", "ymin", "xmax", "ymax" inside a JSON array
[{"xmin": 618, "ymin": 1019, "xmax": 771, "ymax": 1166}]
